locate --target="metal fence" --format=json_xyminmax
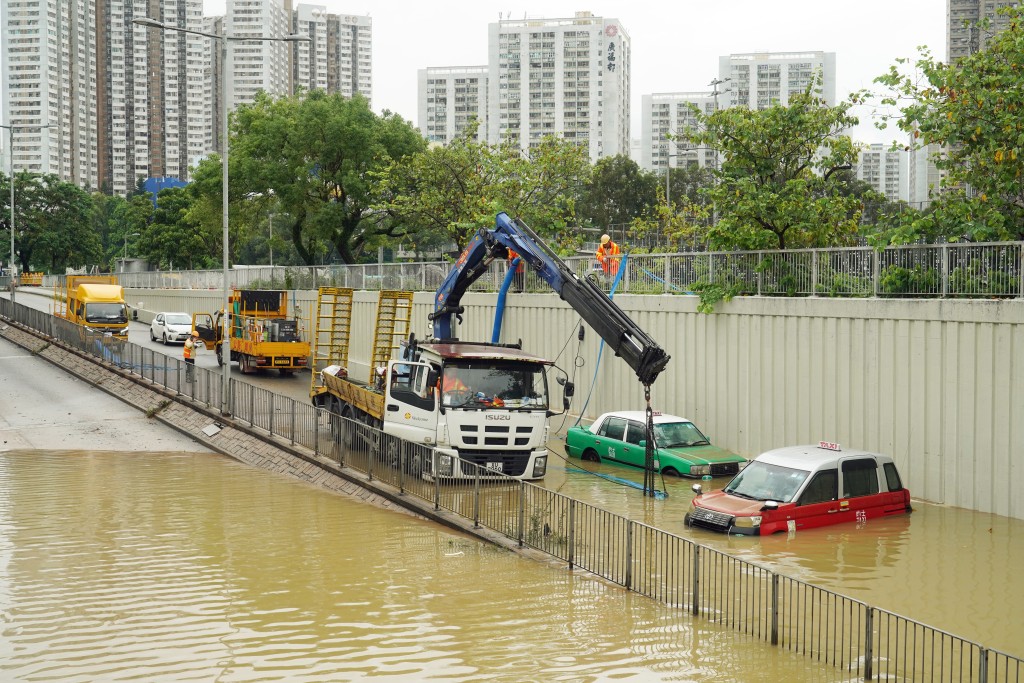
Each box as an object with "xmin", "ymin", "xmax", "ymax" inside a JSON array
[
  {"xmin": 2, "ymin": 296, "xmax": 1022, "ymax": 681},
  {"xmin": 37, "ymin": 241, "xmax": 1024, "ymax": 299}
]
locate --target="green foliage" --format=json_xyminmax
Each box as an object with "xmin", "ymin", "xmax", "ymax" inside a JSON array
[
  {"xmin": 375, "ymin": 120, "xmax": 589, "ymax": 249},
  {"xmin": 222, "ymin": 91, "xmax": 427, "ymax": 264},
  {"xmin": 139, "ymin": 186, "xmax": 219, "ymax": 270},
  {"xmin": 3, "ymin": 172, "xmax": 101, "ymax": 272},
  {"xmin": 689, "ymin": 280, "xmax": 744, "ymax": 314},
  {"xmin": 869, "ymin": 5, "xmax": 1024, "ymax": 242},
  {"xmin": 879, "ymin": 265, "xmax": 940, "ymax": 296},
  {"xmin": 577, "ymin": 154, "xmax": 659, "ymax": 229},
  {"xmin": 684, "ymin": 77, "xmax": 863, "ymax": 250},
  {"xmin": 949, "ymin": 259, "xmax": 1019, "ymax": 295}
]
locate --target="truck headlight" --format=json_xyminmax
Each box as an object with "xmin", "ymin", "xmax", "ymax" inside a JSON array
[
  {"xmin": 733, "ymin": 516, "xmax": 762, "ymax": 528},
  {"xmin": 532, "ymin": 455, "xmax": 547, "ymax": 478},
  {"xmin": 438, "ymin": 454, "xmax": 454, "ymax": 477},
  {"xmin": 689, "ymin": 464, "xmax": 711, "ymax": 476}
]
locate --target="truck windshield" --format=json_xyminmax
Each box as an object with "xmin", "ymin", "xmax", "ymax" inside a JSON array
[
  {"xmin": 723, "ymin": 461, "xmax": 810, "ymax": 503},
  {"xmin": 84, "ymin": 303, "xmax": 128, "ymax": 323},
  {"xmin": 442, "ymin": 360, "xmax": 548, "ymax": 410}
]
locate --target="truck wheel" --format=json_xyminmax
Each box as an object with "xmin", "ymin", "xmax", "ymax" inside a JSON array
[
  {"xmin": 216, "ymin": 344, "xmax": 224, "ymax": 367},
  {"xmin": 582, "ymin": 448, "xmax": 600, "ymax": 463},
  {"xmin": 240, "ymin": 354, "xmax": 252, "ymax": 374},
  {"xmin": 339, "ymin": 403, "xmax": 356, "ymax": 449}
]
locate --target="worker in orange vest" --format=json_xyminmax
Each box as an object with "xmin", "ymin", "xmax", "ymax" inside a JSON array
[
  {"xmin": 596, "ymin": 234, "xmax": 621, "ymax": 287},
  {"xmin": 184, "ymin": 330, "xmax": 200, "ymax": 383}
]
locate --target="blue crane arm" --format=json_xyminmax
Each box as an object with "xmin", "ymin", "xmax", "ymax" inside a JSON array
[{"xmin": 428, "ymin": 212, "xmax": 670, "ymax": 386}]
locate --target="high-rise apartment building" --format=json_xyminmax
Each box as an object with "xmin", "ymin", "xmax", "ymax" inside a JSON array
[
  {"xmin": 640, "ymin": 92, "xmax": 719, "ymax": 173},
  {"xmin": 485, "ymin": 11, "xmax": 630, "ymax": 162},
  {"xmin": 909, "ymin": 142, "xmax": 944, "ymax": 211},
  {"xmin": 3, "ymin": 1, "xmax": 372, "ymax": 197},
  {"xmin": 948, "ymin": 0, "xmax": 1017, "ymax": 61},
  {"xmin": 2, "ymin": 0, "xmax": 94, "ymax": 184},
  {"xmin": 854, "ymin": 143, "xmax": 907, "ymax": 203},
  {"xmin": 417, "ymin": 67, "xmax": 489, "ymax": 144},
  {"xmin": 325, "ymin": 12, "xmax": 372, "ymax": 105},
  {"xmin": 720, "ymin": 51, "xmax": 836, "ymax": 109},
  {"xmin": 293, "ymin": 5, "xmax": 329, "ymax": 95}
]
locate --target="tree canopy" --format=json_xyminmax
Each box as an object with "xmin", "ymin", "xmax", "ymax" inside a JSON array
[
  {"xmin": 870, "ymin": 5, "xmax": 1024, "ymax": 242},
  {"xmin": 577, "ymin": 154, "xmax": 659, "ymax": 231},
  {"xmin": 685, "ymin": 82, "xmax": 863, "ymax": 250}
]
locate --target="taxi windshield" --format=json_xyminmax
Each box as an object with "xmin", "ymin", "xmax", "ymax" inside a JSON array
[
  {"xmin": 724, "ymin": 461, "xmax": 809, "ymax": 503},
  {"xmin": 653, "ymin": 421, "xmax": 709, "ymax": 448}
]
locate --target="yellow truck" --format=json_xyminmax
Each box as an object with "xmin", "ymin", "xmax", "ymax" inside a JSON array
[
  {"xmin": 54, "ymin": 275, "xmax": 129, "ymax": 341},
  {"xmin": 20, "ymin": 272, "xmax": 43, "ymax": 286},
  {"xmin": 193, "ymin": 289, "xmax": 310, "ymax": 376}
]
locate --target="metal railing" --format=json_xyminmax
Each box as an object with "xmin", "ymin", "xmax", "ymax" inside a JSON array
[
  {"xmin": 2, "ymin": 296, "xmax": 1021, "ymax": 681},
  {"xmin": 38, "ymin": 241, "xmax": 1024, "ymax": 299}
]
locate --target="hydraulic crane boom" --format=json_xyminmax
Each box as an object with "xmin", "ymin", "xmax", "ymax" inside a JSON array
[{"xmin": 429, "ymin": 212, "xmax": 671, "ymax": 386}]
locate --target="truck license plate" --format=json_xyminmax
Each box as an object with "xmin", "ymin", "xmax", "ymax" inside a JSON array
[
  {"xmin": 486, "ymin": 462, "xmax": 503, "ymax": 472},
  {"xmin": 274, "ymin": 358, "xmax": 289, "ymax": 366}
]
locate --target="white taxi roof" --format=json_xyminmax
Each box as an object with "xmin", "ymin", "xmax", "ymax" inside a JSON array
[
  {"xmin": 754, "ymin": 444, "xmax": 895, "ymax": 472},
  {"xmin": 593, "ymin": 411, "xmax": 693, "ymax": 426}
]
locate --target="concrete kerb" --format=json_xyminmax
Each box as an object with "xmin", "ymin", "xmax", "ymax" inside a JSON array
[{"xmin": 0, "ymin": 316, "xmax": 548, "ymax": 561}]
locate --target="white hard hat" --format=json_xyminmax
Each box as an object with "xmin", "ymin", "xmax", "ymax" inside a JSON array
[{"xmin": 600, "ymin": 234, "xmax": 610, "ymax": 244}]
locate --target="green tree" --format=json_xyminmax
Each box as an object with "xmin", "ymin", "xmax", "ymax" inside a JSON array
[
  {"xmin": 578, "ymin": 154, "xmax": 659, "ymax": 230},
  {"xmin": 870, "ymin": 6, "xmax": 1024, "ymax": 241},
  {"xmin": 7, "ymin": 173, "xmax": 100, "ymax": 272},
  {"xmin": 139, "ymin": 186, "xmax": 218, "ymax": 270},
  {"xmin": 376, "ymin": 120, "xmax": 590, "ymax": 250},
  {"xmin": 108, "ymin": 195, "xmax": 154, "ymax": 267},
  {"xmin": 685, "ymin": 81, "xmax": 863, "ymax": 250},
  {"xmin": 222, "ymin": 90, "xmax": 427, "ymax": 264}
]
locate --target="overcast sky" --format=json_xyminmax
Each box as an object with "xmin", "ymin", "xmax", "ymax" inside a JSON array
[{"xmin": 207, "ymin": 0, "xmax": 947, "ymax": 145}]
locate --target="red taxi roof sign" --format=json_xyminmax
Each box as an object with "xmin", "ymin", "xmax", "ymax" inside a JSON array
[{"xmin": 818, "ymin": 441, "xmax": 841, "ymax": 451}]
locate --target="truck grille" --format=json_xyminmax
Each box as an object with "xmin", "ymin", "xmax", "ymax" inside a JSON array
[
  {"xmin": 458, "ymin": 424, "xmax": 534, "ymax": 449},
  {"xmin": 687, "ymin": 508, "xmax": 733, "ymax": 532},
  {"xmin": 457, "ymin": 449, "xmax": 531, "ymax": 477}
]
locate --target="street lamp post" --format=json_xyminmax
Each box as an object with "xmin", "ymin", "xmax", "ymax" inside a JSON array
[
  {"xmin": 2, "ymin": 123, "xmax": 54, "ymax": 304},
  {"xmin": 134, "ymin": 17, "xmax": 308, "ymax": 416}
]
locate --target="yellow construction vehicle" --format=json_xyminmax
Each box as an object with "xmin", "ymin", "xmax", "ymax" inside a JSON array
[
  {"xmin": 193, "ymin": 289, "xmax": 310, "ymax": 376},
  {"xmin": 54, "ymin": 275, "xmax": 129, "ymax": 341}
]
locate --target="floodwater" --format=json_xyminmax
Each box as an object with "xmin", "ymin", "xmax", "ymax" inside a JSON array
[
  {"xmin": 0, "ymin": 450, "xmax": 844, "ymax": 682},
  {"xmin": 544, "ymin": 444, "xmax": 1024, "ymax": 657}
]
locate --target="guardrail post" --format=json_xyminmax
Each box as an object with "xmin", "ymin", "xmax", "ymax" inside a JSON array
[
  {"xmin": 314, "ymin": 407, "xmax": 320, "ymax": 455},
  {"xmin": 568, "ymin": 499, "xmax": 576, "ymax": 570},
  {"xmin": 473, "ymin": 469, "xmax": 481, "ymax": 527},
  {"xmin": 268, "ymin": 392, "xmax": 275, "ymax": 434},
  {"xmin": 1019, "ymin": 244, "xmax": 1023, "ymax": 299},
  {"xmin": 517, "ymin": 480, "xmax": 525, "ymax": 547},
  {"xmin": 249, "ymin": 387, "xmax": 255, "ymax": 427},
  {"xmin": 290, "ymin": 404, "xmax": 295, "ymax": 445},
  {"xmin": 625, "ymin": 522, "xmax": 633, "ymax": 590},
  {"xmin": 864, "ymin": 607, "xmax": 873, "ymax": 681},
  {"xmin": 979, "ymin": 647, "xmax": 988, "ymax": 683},
  {"xmin": 663, "ymin": 255, "xmax": 670, "ymax": 294},
  {"xmin": 433, "ymin": 452, "xmax": 440, "ymax": 510},
  {"xmin": 941, "ymin": 243, "xmax": 949, "ymax": 297},
  {"xmin": 811, "ymin": 250, "xmax": 819, "ymax": 295},
  {"xmin": 770, "ymin": 574, "xmax": 779, "ymax": 645},
  {"xmin": 692, "ymin": 545, "xmax": 701, "ymax": 616},
  {"xmin": 757, "ymin": 251, "xmax": 763, "ymax": 296},
  {"xmin": 872, "ymin": 250, "xmax": 880, "ymax": 298}
]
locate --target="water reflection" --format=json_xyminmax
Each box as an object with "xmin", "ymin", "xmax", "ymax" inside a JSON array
[{"xmin": 0, "ymin": 450, "xmax": 839, "ymax": 681}]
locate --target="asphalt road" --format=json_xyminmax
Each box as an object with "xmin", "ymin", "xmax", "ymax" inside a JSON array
[{"xmin": 5, "ymin": 287, "xmax": 313, "ymax": 405}]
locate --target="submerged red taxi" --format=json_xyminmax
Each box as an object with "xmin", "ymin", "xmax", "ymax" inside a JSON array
[{"xmin": 685, "ymin": 442, "xmax": 912, "ymax": 535}]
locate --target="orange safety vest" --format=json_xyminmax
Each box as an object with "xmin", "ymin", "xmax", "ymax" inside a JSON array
[
  {"xmin": 184, "ymin": 337, "xmax": 198, "ymax": 360},
  {"xmin": 508, "ymin": 248, "xmax": 525, "ymax": 273},
  {"xmin": 596, "ymin": 241, "xmax": 621, "ymax": 275}
]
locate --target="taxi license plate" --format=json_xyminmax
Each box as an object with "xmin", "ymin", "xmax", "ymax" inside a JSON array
[
  {"xmin": 486, "ymin": 462, "xmax": 503, "ymax": 472},
  {"xmin": 274, "ymin": 358, "xmax": 289, "ymax": 366}
]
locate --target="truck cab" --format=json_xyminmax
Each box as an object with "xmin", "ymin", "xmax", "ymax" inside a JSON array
[{"xmin": 386, "ymin": 342, "xmax": 551, "ymax": 480}]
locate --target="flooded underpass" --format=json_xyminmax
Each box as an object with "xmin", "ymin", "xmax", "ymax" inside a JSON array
[{"xmin": 0, "ymin": 450, "xmax": 844, "ymax": 682}]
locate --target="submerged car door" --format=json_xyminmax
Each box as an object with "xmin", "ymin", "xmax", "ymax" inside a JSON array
[
  {"xmin": 792, "ymin": 468, "xmax": 844, "ymax": 530},
  {"xmin": 838, "ymin": 456, "xmax": 884, "ymax": 523},
  {"xmin": 595, "ymin": 416, "xmax": 628, "ymax": 461},
  {"xmin": 619, "ymin": 420, "xmax": 648, "ymax": 468}
]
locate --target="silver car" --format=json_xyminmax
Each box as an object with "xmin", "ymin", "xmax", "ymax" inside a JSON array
[{"xmin": 150, "ymin": 312, "xmax": 193, "ymax": 345}]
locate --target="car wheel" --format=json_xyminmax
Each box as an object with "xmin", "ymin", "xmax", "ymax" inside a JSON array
[
  {"xmin": 582, "ymin": 448, "xmax": 600, "ymax": 463},
  {"xmin": 662, "ymin": 467, "xmax": 682, "ymax": 478},
  {"xmin": 162, "ymin": 332, "xmax": 167, "ymax": 345},
  {"xmin": 150, "ymin": 329, "xmax": 156, "ymax": 341}
]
